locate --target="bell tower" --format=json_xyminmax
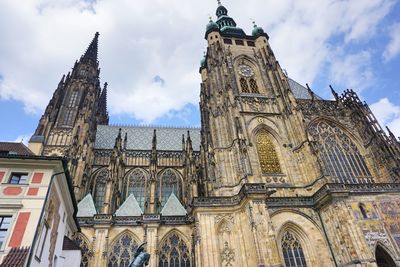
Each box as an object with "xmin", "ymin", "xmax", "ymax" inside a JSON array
[
  {"xmin": 199, "ymin": 2, "xmax": 321, "ymax": 196},
  {"xmin": 29, "ymin": 32, "xmax": 109, "ymax": 199}
]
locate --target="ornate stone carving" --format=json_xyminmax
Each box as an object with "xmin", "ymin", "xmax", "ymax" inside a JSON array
[{"xmin": 220, "ymin": 242, "xmax": 235, "ymax": 267}]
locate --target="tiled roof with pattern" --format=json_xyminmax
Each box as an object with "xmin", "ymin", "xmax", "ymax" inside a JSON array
[
  {"xmin": 0, "ymin": 142, "xmax": 34, "ymax": 156},
  {"xmin": 0, "ymin": 247, "xmax": 30, "ymax": 267},
  {"xmin": 94, "ymin": 125, "xmax": 201, "ymax": 151},
  {"xmin": 288, "ymin": 78, "xmax": 323, "ymax": 100}
]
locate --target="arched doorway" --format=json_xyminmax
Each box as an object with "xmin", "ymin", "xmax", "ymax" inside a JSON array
[{"xmin": 376, "ymin": 245, "xmax": 396, "ymax": 267}]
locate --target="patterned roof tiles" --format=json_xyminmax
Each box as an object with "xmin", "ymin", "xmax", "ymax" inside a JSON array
[{"xmin": 95, "ymin": 125, "xmax": 201, "ymax": 151}]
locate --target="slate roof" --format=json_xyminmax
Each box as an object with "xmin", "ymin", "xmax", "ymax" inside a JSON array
[
  {"xmin": 94, "ymin": 125, "xmax": 201, "ymax": 151},
  {"xmin": 288, "ymin": 78, "xmax": 323, "ymax": 100},
  {"xmin": 63, "ymin": 236, "xmax": 81, "ymax": 251},
  {"xmin": 115, "ymin": 194, "xmax": 143, "ymax": 216},
  {"xmin": 94, "ymin": 79, "xmax": 319, "ymax": 151},
  {"xmin": 161, "ymin": 193, "xmax": 187, "ymax": 216},
  {"xmin": 0, "ymin": 142, "xmax": 34, "ymax": 156},
  {"xmin": 77, "ymin": 194, "xmax": 97, "ymax": 217}
]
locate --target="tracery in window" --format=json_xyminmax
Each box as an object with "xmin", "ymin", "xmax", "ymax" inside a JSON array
[
  {"xmin": 75, "ymin": 234, "xmax": 91, "ymax": 267},
  {"xmin": 63, "ymin": 109, "xmax": 75, "ymax": 125},
  {"xmin": 249, "ymin": 79, "xmax": 259, "ymax": 93},
  {"xmin": 107, "ymin": 232, "xmax": 139, "ymax": 267},
  {"xmin": 68, "ymin": 90, "xmax": 79, "ymax": 107},
  {"xmin": 240, "ymin": 78, "xmax": 250, "ymax": 93},
  {"xmin": 281, "ymin": 231, "xmax": 307, "ymax": 267},
  {"xmin": 127, "ymin": 169, "xmax": 146, "ymax": 211},
  {"xmin": 309, "ymin": 121, "xmax": 372, "ymax": 183},
  {"xmin": 255, "ymin": 130, "xmax": 281, "ymax": 173},
  {"xmin": 157, "ymin": 169, "xmax": 182, "ymax": 209},
  {"xmin": 94, "ymin": 169, "xmax": 108, "ymax": 212},
  {"xmin": 158, "ymin": 233, "xmax": 191, "ymax": 267}
]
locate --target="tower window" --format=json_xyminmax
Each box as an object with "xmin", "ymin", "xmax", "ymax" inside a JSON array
[
  {"xmin": 247, "ymin": 41, "xmax": 255, "ymax": 47},
  {"xmin": 63, "ymin": 110, "xmax": 75, "ymax": 126},
  {"xmin": 256, "ymin": 130, "xmax": 281, "ymax": 174},
  {"xmin": 68, "ymin": 91, "xmax": 79, "ymax": 107},
  {"xmin": 235, "ymin": 40, "xmax": 244, "ymax": 46},
  {"xmin": 224, "ymin": 38, "xmax": 232, "ymax": 44},
  {"xmin": 249, "ymin": 79, "xmax": 259, "ymax": 93},
  {"xmin": 240, "ymin": 78, "xmax": 250, "ymax": 93}
]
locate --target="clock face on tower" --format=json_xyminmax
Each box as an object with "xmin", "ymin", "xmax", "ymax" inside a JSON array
[{"xmin": 238, "ymin": 64, "xmax": 254, "ymax": 77}]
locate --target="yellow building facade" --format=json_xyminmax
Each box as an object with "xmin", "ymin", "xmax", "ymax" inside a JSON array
[{"xmin": 28, "ymin": 3, "xmax": 400, "ymax": 267}]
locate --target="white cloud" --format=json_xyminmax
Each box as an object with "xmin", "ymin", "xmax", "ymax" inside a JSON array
[
  {"xmin": 370, "ymin": 98, "xmax": 400, "ymax": 137},
  {"xmin": 383, "ymin": 22, "xmax": 400, "ymax": 62},
  {"xmin": 329, "ymin": 50, "xmax": 374, "ymax": 93},
  {"xmin": 0, "ymin": 0, "xmax": 396, "ymax": 122}
]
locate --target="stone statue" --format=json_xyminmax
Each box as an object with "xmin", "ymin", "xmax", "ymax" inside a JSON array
[{"xmin": 129, "ymin": 242, "xmax": 150, "ymax": 267}]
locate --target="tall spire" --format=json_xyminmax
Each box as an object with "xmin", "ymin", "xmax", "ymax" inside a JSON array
[
  {"xmin": 100, "ymin": 82, "xmax": 108, "ymax": 112},
  {"xmin": 81, "ymin": 32, "xmax": 99, "ymax": 64}
]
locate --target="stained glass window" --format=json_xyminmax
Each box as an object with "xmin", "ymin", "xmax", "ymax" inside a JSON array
[
  {"xmin": 309, "ymin": 121, "xmax": 372, "ymax": 183},
  {"xmin": 75, "ymin": 234, "xmax": 91, "ymax": 267},
  {"xmin": 127, "ymin": 169, "xmax": 146, "ymax": 211},
  {"xmin": 255, "ymin": 130, "xmax": 281, "ymax": 173},
  {"xmin": 158, "ymin": 233, "xmax": 191, "ymax": 267},
  {"xmin": 107, "ymin": 232, "xmax": 139, "ymax": 267},
  {"xmin": 94, "ymin": 169, "xmax": 108, "ymax": 212},
  {"xmin": 157, "ymin": 169, "xmax": 182, "ymax": 208},
  {"xmin": 249, "ymin": 79, "xmax": 259, "ymax": 94},
  {"xmin": 240, "ymin": 78, "xmax": 250, "ymax": 93},
  {"xmin": 281, "ymin": 231, "xmax": 307, "ymax": 267}
]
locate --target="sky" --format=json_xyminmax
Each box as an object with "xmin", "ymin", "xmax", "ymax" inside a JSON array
[{"xmin": 0, "ymin": 0, "xmax": 400, "ymax": 143}]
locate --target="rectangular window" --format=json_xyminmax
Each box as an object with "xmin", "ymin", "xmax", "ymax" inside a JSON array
[
  {"xmin": 247, "ymin": 41, "xmax": 256, "ymax": 47},
  {"xmin": 9, "ymin": 172, "xmax": 29, "ymax": 184},
  {"xmin": 235, "ymin": 39, "xmax": 244, "ymax": 46},
  {"xmin": 0, "ymin": 216, "xmax": 12, "ymax": 248},
  {"xmin": 223, "ymin": 38, "xmax": 232, "ymax": 44},
  {"xmin": 35, "ymin": 222, "xmax": 49, "ymax": 260}
]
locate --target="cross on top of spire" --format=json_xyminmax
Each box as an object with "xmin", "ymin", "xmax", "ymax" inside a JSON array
[{"xmin": 217, "ymin": 0, "xmax": 221, "ymax": 6}]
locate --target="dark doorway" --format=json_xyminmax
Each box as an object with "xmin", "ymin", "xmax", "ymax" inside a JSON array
[{"xmin": 376, "ymin": 245, "xmax": 396, "ymax": 267}]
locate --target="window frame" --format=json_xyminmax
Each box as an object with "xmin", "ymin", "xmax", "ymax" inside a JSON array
[
  {"xmin": 34, "ymin": 221, "xmax": 49, "ymax": 261},
  {"xmin": 0, "ymin": 215, "xmax": 13, "ymax": 250},
  {"xmin": 8, "ymin": 172, "xmax": 29, "ymax": 185}
]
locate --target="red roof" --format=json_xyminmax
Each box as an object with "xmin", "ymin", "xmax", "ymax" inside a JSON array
[
  {"xmin": 0, "ymin": 142, "xmax": 34, "ymax": 156},
  {"xmin": 0, "ymin": 247, "xmax": 30, "ymax": 267}
]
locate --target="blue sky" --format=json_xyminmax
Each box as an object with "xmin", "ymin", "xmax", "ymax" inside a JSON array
[{"xmin": 0, "ymin": 0, "xmax": 399, "ymax": 143}]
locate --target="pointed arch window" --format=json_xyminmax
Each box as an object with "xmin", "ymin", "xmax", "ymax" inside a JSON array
[
  {"xmin": 68, "ymin": 90, "xmax": 79, "ymax": 107},
  {"xmin": 158, "ymin": 233, "xmax": 191, "ymax": 267},
  {"xmin": 359, "ymin": 203, "xmax": 368, "ymax": 219},
  {"xmin": 127, "ymin": 169, "xmax": 146, "ymax": 211},
  {"xmin": 309, "ymin": 121, "xmax": 372, "ymax": 183},
  {"xmin": 240, "ymin": 78, "xmax": 250, "ymax": 93},
  {"xmin": 281, "ymin": 231, "xmax": 307, "ymax": 267},
  {"xmin": 249, "ymin": 79, "xmax": 259, "ymax": 93},
  {"xmin": 74, "ymin": 234, "xmax": 91, "ymax": 267},
  {"xmin": 157, "ymin": 169, "xmax": 182, "ymax": 209},
  {"xmin": 255, "ymin": 130, "xmax": 281, "ymax": 173},
  {"xmin": 94, "ymin": 169, "xmax": 108, "ymax": 212},
  {"xmin": 107, "ymin": 232, "xmax": 139, "ymax": 267}
]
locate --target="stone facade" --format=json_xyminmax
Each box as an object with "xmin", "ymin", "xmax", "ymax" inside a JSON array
[{"xmin": 28, "ymin": 3, "xmax": 400, "ymax": 267}]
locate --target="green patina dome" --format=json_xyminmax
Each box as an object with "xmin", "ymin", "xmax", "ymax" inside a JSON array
[
  {"xmin": 252, "ymin": 23, "xmax": 265, "ymax": 37},
  {"xmin": 206, "ymin": 19, "xmax": 219, "ymax": 32}
]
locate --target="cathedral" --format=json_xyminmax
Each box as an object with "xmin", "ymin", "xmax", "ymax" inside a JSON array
[{"xmin": 26, "ymin": 2, "xmax": 400, "ymax": 267}]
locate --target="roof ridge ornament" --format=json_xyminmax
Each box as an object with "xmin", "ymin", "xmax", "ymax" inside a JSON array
[{"xmin": 217, "ymin": 0, "xmax": 221, "ymax": 6}]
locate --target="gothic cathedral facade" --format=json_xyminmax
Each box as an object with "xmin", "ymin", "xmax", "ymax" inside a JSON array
[{"xmin": 27, "ymin": 3, "xmax": 400, "ymax": 267}]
